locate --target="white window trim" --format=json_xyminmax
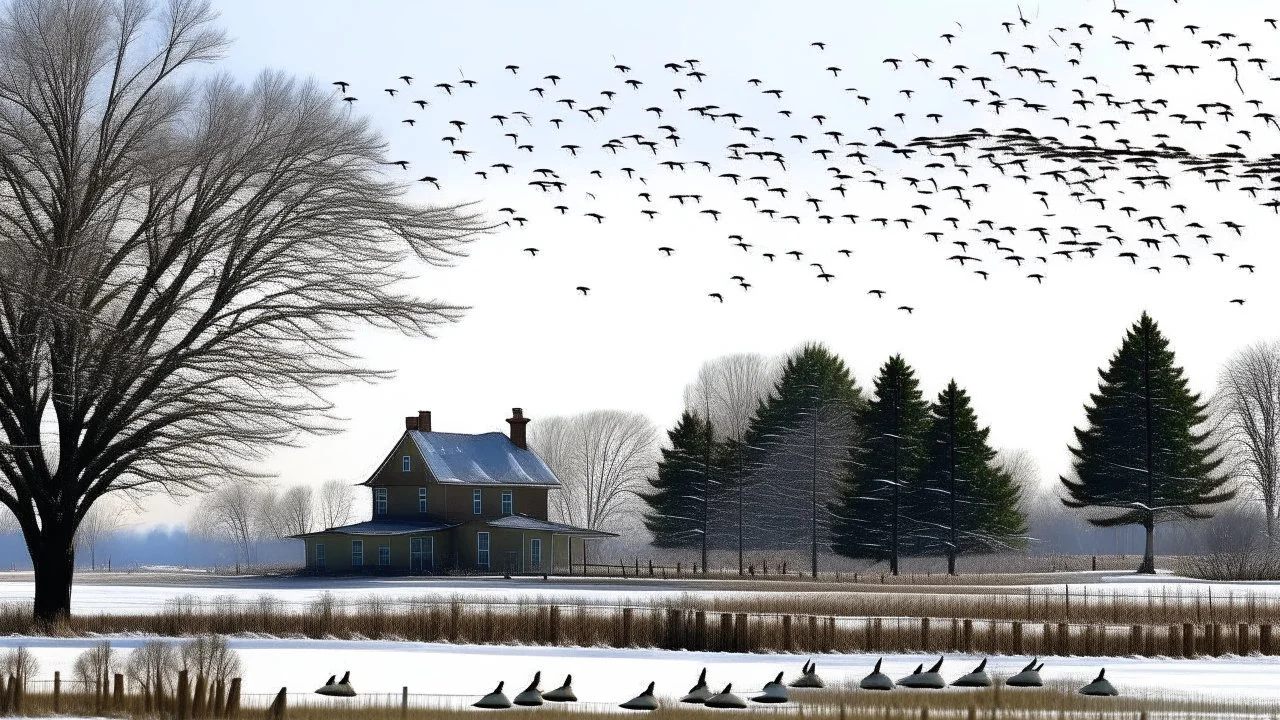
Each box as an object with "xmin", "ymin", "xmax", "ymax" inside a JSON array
[
  {"xmin": 402, "ymin": 455, "xmax": 411, "ymax": 472},
  {"xmin": 375, "ymin": 487, "xmax": 388, "ymax": 516},
  {"xmin": 418, "ymin": 487, "xmax": 428, "ymax": 513},
  {"xmin": 530, "ymin": 538, "xmax": 541, "ymax": 568},
  {"xmin": 472, "ymin": 489, "xmax": 482, "ymax": 515},
  {"xmin": 378, "ymin": 544, "xmax": 390, "ymax": 566},
  {"xmin": 351, "ymin": 540, "xmax": 364, "ymax": 568},
  {"xmin": 315, "ymin": 542, "xmax": 326, "ymax": 569},
  {"xmin": 477, "ymin": 531, "xmax": 490, "ymax": 570},
  {"xmin": 501, "ymin": 490, "xmax": 513, "ymax": 516}
]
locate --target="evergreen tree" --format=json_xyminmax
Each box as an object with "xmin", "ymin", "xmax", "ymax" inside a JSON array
[
  {"xmin": 640, "ymin": 411, "xmax": 721, "ymax": 549},
  {"xmin": 919, "ymin": 380, "xmax": 1027, "ymax": 574},
  {"xmin": 831, "ymin": 355, "xmax": 931, "ymax": 574},
  {"xmin": 1060, "ymin": 312, "xmax": 1234, "ymax": 574},
  {"xmin": 738, "ymin": 343, "xmax": 863, "ymax": 577}
]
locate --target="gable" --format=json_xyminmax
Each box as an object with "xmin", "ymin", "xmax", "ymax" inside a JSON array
[{"xmin": 364, "ymin": 433, "xmax": 437, "ymax": 487}]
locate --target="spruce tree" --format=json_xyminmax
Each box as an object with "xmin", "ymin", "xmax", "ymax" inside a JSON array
[
  {"xmin": 640, "ymin": 411, "xmax": 720, "ymax": 549},
  {"xmin": 739, "ymin": 343, "xmax": 863, "ymax": 577},
  {"xmin": 830, "ymin": 354, "xmax": 930, "ymax": 575},
  {"xmin": 919, "ymin": 380, "xmax": 1027, "ymax": 574},
  {"xmin": 1060, "ymin": 312, "xmax": 1234, "ymax": 574}
]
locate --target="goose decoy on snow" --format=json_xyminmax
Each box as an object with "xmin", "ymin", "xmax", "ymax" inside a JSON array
[
  {"xmin": 951, "ymin": 659, "xmax": 993, "ymax": 687},
  {"xmin": 314, "ymin": 675, "xmax": 339, "ymax": 696},
  {"xmin": 620, "ymin": 681, "xmax": 659, "ymax": 711},
  {"xmin": 898, "ymin": 657, "xmax": 945, "ymax": 689},
  {"xmin": 513, "ymin": 672, "xmax": 544, "ymax": 706},
  {"xmin": 752, "ymin": 672, "xmax": 789, "ymax": 703},
  {"xmin": 859, "ymin": 658, "xmax": 894, "ymax": 691},
  {"xmin": 543, "ymin": 675, "xmax": 577, "ymax": 703},
  {"xmin": 1005, "ymin": 658, "xmax": 1044, "ymax": 687},
  {"xmin": 705, "ymin": 683, "xmax": 748, "ymax": 709},
  {"xmin": 1079, "ymin": 668, "xmax": 1118, "ymax": 696},
  {"xmin": 474, "ymin": 681, "xmax": 512, "ymax": 709},
  {"xmin": 681, "ymin": 668, "xmax": 712, "ymax": 703},
  {"xmin": 317, "ymin": 671, "xmax": 355, "ymax": 697},
  {"xmin": 789, "ymin": 660, "xmax": 824, "ymax": 688}
]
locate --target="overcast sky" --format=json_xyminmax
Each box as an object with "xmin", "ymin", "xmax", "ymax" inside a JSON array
[{"xmin": 128, "ymin": 0, "xmax": 1280, "ymax": 525}]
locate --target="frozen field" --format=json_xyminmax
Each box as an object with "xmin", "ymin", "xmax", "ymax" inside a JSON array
[
  {"xmin": 0, "ymin": 636, "xmax": 1274, "ymax": 708},
  {"xmin": 1, "ymin": 572, "xmax": 1279, "ymax": 615}
]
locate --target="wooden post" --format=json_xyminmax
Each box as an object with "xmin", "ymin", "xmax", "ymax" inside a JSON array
[
  {"xmin": 53, "ymin": 671, "xmax": 61, "ymax": 713},
  {"xmin": 213, "ymin": 679, "xmax": 226, "ymax": 718},
  {"xmin": 226, "ymin": 678, "xmax": 241, "ymax": 719},
  {"xmin": 193, "ymin": 675, "xmax": 208, "ymax": 718},
  {"xmin": 1261, "ymin": 624, "xmax": 1273, "ymax": 655},
  {"xmin": 114, "ymin": 673, "xmax": 125, "ymax": 712},
  {"xmin": 549, "ymin": 606, "xmax": 561, "ymax": 640},
  {"xmin": 950, "ymin": 618, "xmax": 960, "ymax": 651},
  {"xmin": 177, "ymin": 669, "xmax": 191, "ymax": 720},
  {"xmin": 1238, "ymin": 623, "xmax": 1250, "ymax": 656},
  {"xmin": 1210, "ymin": 623, "xmax": 1222, "ymax": 656},
  {"xmin": 782, "ymin": 615, "xmax": 794, "ymax": 652},
  {"xmin": 734, "ymin": 613, "xmax": 749, "ymax": 652},
  {"xmin": 919, "ymin": 617, "xmax": 930, "ymax": 651},
  {"xmin": 401, "ymin": 686, "xmax": 409, "ymax": 720},
  {"xmin": 11, "ymin": 674, "xmax": 21, "ymax": 716},
  {"xmin": 667, "ymin": 609, "xmax": 683, "ymax": 650},
  {"xmin": 694, "ymin": 611, "xmax": 707, "ymax": 650},
  {"xmin": 1056, "ymin": 622, "xmax": 1069, "ymax": 655},
  {"xmin": 1011, "ymin": 621, "xmax": 1023, "ymax": 654},
  {"xmin": 720, "ymin": 613, "xmax": 734, "ymax": 652},
  {"xmin": 268, "ymin": 687, "xmax": 287, "ymax": 720},
  {"xmin": 1183, "ymin": 623, "xmax": 1195, "ymax": 658},
  {"xmin": 621, "ymin": 607, "xmax": 634, "ymax": 647},
  {"xmin": 962, "ymin": 619, "xmax": 973, "ymax": 652},
  {"xmin": 1130, "ymin": 625, "xmax": 1143, "ymax": 655}
]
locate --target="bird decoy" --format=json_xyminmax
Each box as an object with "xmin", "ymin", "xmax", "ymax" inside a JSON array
[
  {"xmin": 474, "ymin": 681, "xmax": 512, "ymax": 709},
  {"xmin": 314, "ymin": 675, "xmax": 339, "ymax": 696},
  {"xmin": 620, "ymin": 681, "xmax": 659, "ymax": 711},
  {"xmin": 681, "ymin": 668, "xmax": 712, "ymax": 704},
  {"xmin": 753, "ymin": 673, "xmax": 788, "ymax": 704},
  {"xmin": 859, "ymin": 659, "xmax": 894, "ymax": 691},
  {"xmin": 1006, "ymin": 658, "xmax": 1044, "ymax": 687},
  {"xmin": 705, "ymin": 684, "xmax": 747, "ymax": 709},
  {"xmin": 951, "ymin": 659, "xmax": 993, "ymax": 687},
  {"xmin": 543, "ymin": 675, "xmax": 576, "ymax": 703},
  {"xmin": 789, "ymin": 660, "xmax": 824, "ymax": 688},
  {"xmin": 332, "ymin": 671, "xmax": 355, "ymax": 697},
  {"xmin": 1079, "ymin": 669, "xmax": 1118, "ymax": 696},
  {"xmin": 513, "ymin": 672, "xmax": 543, "ymax": 706},
  {"xmin": 898, "ymin": 657, "xmax": 945, "ymax": 689}
]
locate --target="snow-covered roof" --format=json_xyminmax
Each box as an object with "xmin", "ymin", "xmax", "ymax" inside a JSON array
[
  {"xmin": 485, "ymin": 514, "xmax": 617, "ymax": 538},
  {"xmin": 408, "ymin": 431, "xmax": 561, "ymax": 487},
  {"xmin": 294, "ymin": 519, "xmax": 458, "ymax": 538}
]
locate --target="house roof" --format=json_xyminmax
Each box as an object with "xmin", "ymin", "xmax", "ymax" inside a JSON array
[
  {"xmin": 485, "ymin": 514, "xmax": 618, "ymax": 538},
  {"xmin": 404, "ymin": 430, "xmax": 562, "ymax": 487},
  {"xmin": 292, "ymin": 519, "xmax": 458, "ymax": 539}
]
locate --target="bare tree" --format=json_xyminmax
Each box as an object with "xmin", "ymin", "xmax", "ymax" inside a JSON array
[
  {"xmin": 190, "ymin": 482, "xmax": 270, "ymax": 567},
  {"xmin": 0, "ymin": 645, "xmax": 39, "ymax": 688},
  {"xmin": 1213, "ymin": 341, "xmax": 1280, "ymax": 539},
  {"xmin": 126, "ymin": 640, "xmax": 180, "ymax": 702},
  {"xmin": 272, "ymin": 485, "xmax": 314, "ymax": 538},
  {"xmin": 181, "ymin": 634, "xmax": 241, "ymax": 684},
  {"xmin": 997, "ymin": 448, "xmax": 1042, "ymax": 515},
  {"xmin": 75, "ymin": 497, "xmax": 125, "ymax": 570},
  {"xmin": 683, "ymin": 353, "xmax": 779, "ymax": 573},
  {"xmin": 530, "ymin": 410, "xmax": 658, "ymax": 534},
  {"xmin": 315, "ymin": 479, "xmax": 357, "ymax": 530},
  {"xmin": 0, "ymin": 0, "xmax": 489, "ymax": 621},
  {"xmin": 73, "ymin": 640, "xmax": 120, "ymax": 693}
]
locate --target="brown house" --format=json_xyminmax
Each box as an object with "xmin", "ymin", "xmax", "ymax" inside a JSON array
[{"xmin": 295, "ymin": 409, "xmax": 613, "ymax": 574}]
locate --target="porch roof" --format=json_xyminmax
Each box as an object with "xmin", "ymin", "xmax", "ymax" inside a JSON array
[
  {"xmin": 484, "ymin": 514, "xmax": 618, "ymax": 539},
  {"xmin": 292, "ymin": 519, "xmax": 459, "ymax": 539}
]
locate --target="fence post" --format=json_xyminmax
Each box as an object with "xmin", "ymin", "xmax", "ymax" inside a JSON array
[
  {"xmin": 193, "ymin": 674, "xmax": 208, "ymax": 718},
  {"xmin": 734, "ymin": 613, "xmax": 749, "ymax": 652},
  {"xmin": 1238, "ymin": 623, "xmax": 1250, "ymax": 656},
  {"xmin": 213, "ymin": 679, "xmax": 226, "ymax": 718},
  {"xmin": 11, "ymin": 674, "xmax": 21, "ymax": 716},
  {"xmin": 226, "ymin": 678, "xmax": 241, "ymax": 719},
  {"xmin": 401, "ymin": 686, "xmax": 408, "ymax": 720},
  {"xmin": 53, "ymin": 671, "xmax": 61, "ymax": 713},
  {"xmin": 113, "ymin": 673, "xmax": 125, "ymax": 710},
  {"xmin": 177, "ymin": 669, "xmax": 191, "ymax": 720},
  {"xmin": 549, "ymin": 606, "xmax": 561, "ymax": 641},
  {"xmin": 962, "ymin": 619, "xmax": 973, "ymax": 653},
  {"xmin": 720, "ymin": 613, "xmax": 734, "ymax": 652},
  {"xmin": 694, "ymin": 611, "xmax": 707, "ymax": 650},
  {"xmin": 1056, "ymin": 623, "xmax": 1069, "ymax": 655},
  {"xmin": 918, "ymin": 617, "xmax": 929, "ymax": 651},
  {"xmin": 621, "ymin": 607, "xmax": 634, "ymax": 647},
  {"xmin": 268, "ymin": 687, "xmax": 287, "ymax": 720},
  {"xmin": 1129, "ymin": 625, "xmax": 1142, "ymax": 656},
  {"xmin": 1262, "ymin": 624, "xmax": 1273, "ymax": 655},
  {"xmin": 782, "ymin": 615, "xmax": 794, "ymax": 652},
  {"xmin": 1183, "ymin": 623, "xmax": 1195, "ymax": 658},
  {"xmin": 1210, "ymin": 623, "xmax": 1222, "ymax": 656},
  {"xmin": 666, "ymin": 609, "xmax": 683, "ymax": 650},
  {"xmin": 1011, "ymin": 621, "xmax": 1023, "ymax": 655}
]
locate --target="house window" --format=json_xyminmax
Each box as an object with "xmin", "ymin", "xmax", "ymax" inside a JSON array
[
  {"xmin": 351, "ymin": 540, "xmax": 364, "ymax": 568},
  {"xmin": 530, "ymin": 538, "xmax": 541, "ymax": 568},
  {"xmin": 473, "ymin": 489, "xmax": 482, "ymax": 515},
  {"xmin": 402, "ymin": 455, "xmax": 411, "ymax": 472},
  {"xmin": 411, "ymin": 536, "xmax": 434, "ymax": 571},
  {"xmin": 501, "ymin": 490, "xmax": 513, "ymax": 516},
  {"xmin": 418, "ymin": 488, "xmax": 428, "ymax": 513},
  {"xmin": 315, "ymin": 543, "xmax": 326, "ymax": 571},
  {"xmin": 375, "ymin": 487, "xmax": 388, "ymax": 516},
  {"xmin": 477, "ymin": 532, "xmax": 490, "ymax": 570},
  {"xmin": 378, "ymin": 544, "xmax": 390, "ymax": 566}
]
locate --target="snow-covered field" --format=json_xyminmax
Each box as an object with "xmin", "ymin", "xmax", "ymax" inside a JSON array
[
  {"xmin": 1, "ymin": 573, "xmax": 1279, "ymax": 615},
  {"xmin": 0, "ymin": 636, "xmax": 1273, "ymax": 709}
]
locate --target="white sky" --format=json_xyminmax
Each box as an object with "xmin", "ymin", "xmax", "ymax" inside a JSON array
[{"xmin": 131, "ymin": 0, "xmax": 1280, "ymax": 525}]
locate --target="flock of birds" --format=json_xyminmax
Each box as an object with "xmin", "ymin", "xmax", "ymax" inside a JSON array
[
  {"xmin": 313, "ymin": 657, "xmax": 1120, "ymax": 710},
  {"xmin": 326, "ymin": 0, "xmax": 1280, "ymax": 313}
]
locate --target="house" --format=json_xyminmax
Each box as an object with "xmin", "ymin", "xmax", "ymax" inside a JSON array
[{"xmin": 295, "ymin": 409, "xmax": 614, "ymax": 574}]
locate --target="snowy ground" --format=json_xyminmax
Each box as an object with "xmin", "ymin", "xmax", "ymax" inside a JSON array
[
  {"xmin": 0, "ymin": 636, "xmax": 1274, "ymax": 710},
  {"xmin": 1, "ymin": 572, "xmax": 1279, "ymax": 615}
]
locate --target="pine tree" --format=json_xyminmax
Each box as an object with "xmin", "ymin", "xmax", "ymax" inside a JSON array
[
  {"xmin": 1060, "ymin": 312, "xmax": 1234, "ymax": 574},
  {"xmin": 738, "ymin": 343, "xmax": 863, "ymax": 577},
  {"xmin": 919, "ymin": 380, "xmax": 1027, "ymax": 574},
  {"xmin": 831, "ymin": 355, "xmax": 930, "ymax": 575},
  {"xmin": 640, "ymin": 411, "xmax": 721, "ymax": 549}
]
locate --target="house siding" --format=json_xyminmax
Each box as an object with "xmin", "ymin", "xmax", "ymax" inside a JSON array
[{"xmin": 304, "ymin": 527, "xmax": 578, "ymax": 574}]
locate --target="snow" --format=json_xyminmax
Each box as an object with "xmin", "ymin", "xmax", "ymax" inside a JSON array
[
  {"xmin": 0, "ymin": 636, "xmax": 1274, "ymax": 709},
  {"xmin": 1, "ymin": 574, "xmax": 1279, "ymax": 615}
]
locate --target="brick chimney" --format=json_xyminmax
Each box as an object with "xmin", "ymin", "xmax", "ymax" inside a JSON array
[
  {"xmin": 506, "ymin": 408, "xmax": 529, "ymax": 449},
  {"xmin": 418, "ymin": 410, "xmax": 432, "ymax": 432},
  {"xmin": 405, "ymin": 415, "xmax": 418, "ymax": 431}
]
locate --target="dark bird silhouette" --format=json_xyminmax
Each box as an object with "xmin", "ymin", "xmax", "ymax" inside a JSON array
[{"xmin": 575, "ymin": 287, "xmax": 590, "ymax": 296}]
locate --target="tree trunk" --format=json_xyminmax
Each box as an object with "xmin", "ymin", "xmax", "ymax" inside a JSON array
[
  {"xmin": 31, "ymin": 527, "xmax": 76, "ymax": 626},
  {"xmin": 1137, "ymin": 519, "xmax": 1156, "ymax": 574}
]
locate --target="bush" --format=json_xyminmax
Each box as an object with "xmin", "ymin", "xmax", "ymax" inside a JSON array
[
  {"xmin": 72, "ymin": 640, "xmax": 119, "ymax": 689},
  {"xmin": 0, "ymin": 645, "xmax": 39, "ymax": 684},
  {"xmin": 1177, "ymin": 542, "xmax": 1280, "ymax": 580}
]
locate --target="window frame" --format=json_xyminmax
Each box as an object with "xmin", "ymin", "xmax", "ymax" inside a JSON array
[
  {"xmin": 401, "ymin": 455, "xmax": 411, "ymax": 472},
  {"xmin": 418, "ymin": 487, "xmax": 428, "ymax": 513},
  {"xmin": 410, "ymin": 536, "xmax": 434, "ymax": 571},
  {"xmin": 501, "ymin": 490, "xmax": 513, "ymax": 516},
  {"xmin": 472, "ymin": 489, "xmax": 482, "ymax": 515},
  {"xmin": 476, "ymin": 531, "xmax": 490, "ymax": 570},
  {"xmin": 530, "ymin": 538, "xmax": 541, "ymax": 568},
  {"xmin": 315, "ymin": 542, "xmax": 326, "ymax": 570},
  {"xmin": 378, "ymin": 544, "xmax": 390, "ymax": 566},
  {"xmin": 351, "ymin": 540, "xmax": 364, "ymax": 568},
  {"xmin": 375, "ymin": 487, "xmax": 388, "ymax": 516}
]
